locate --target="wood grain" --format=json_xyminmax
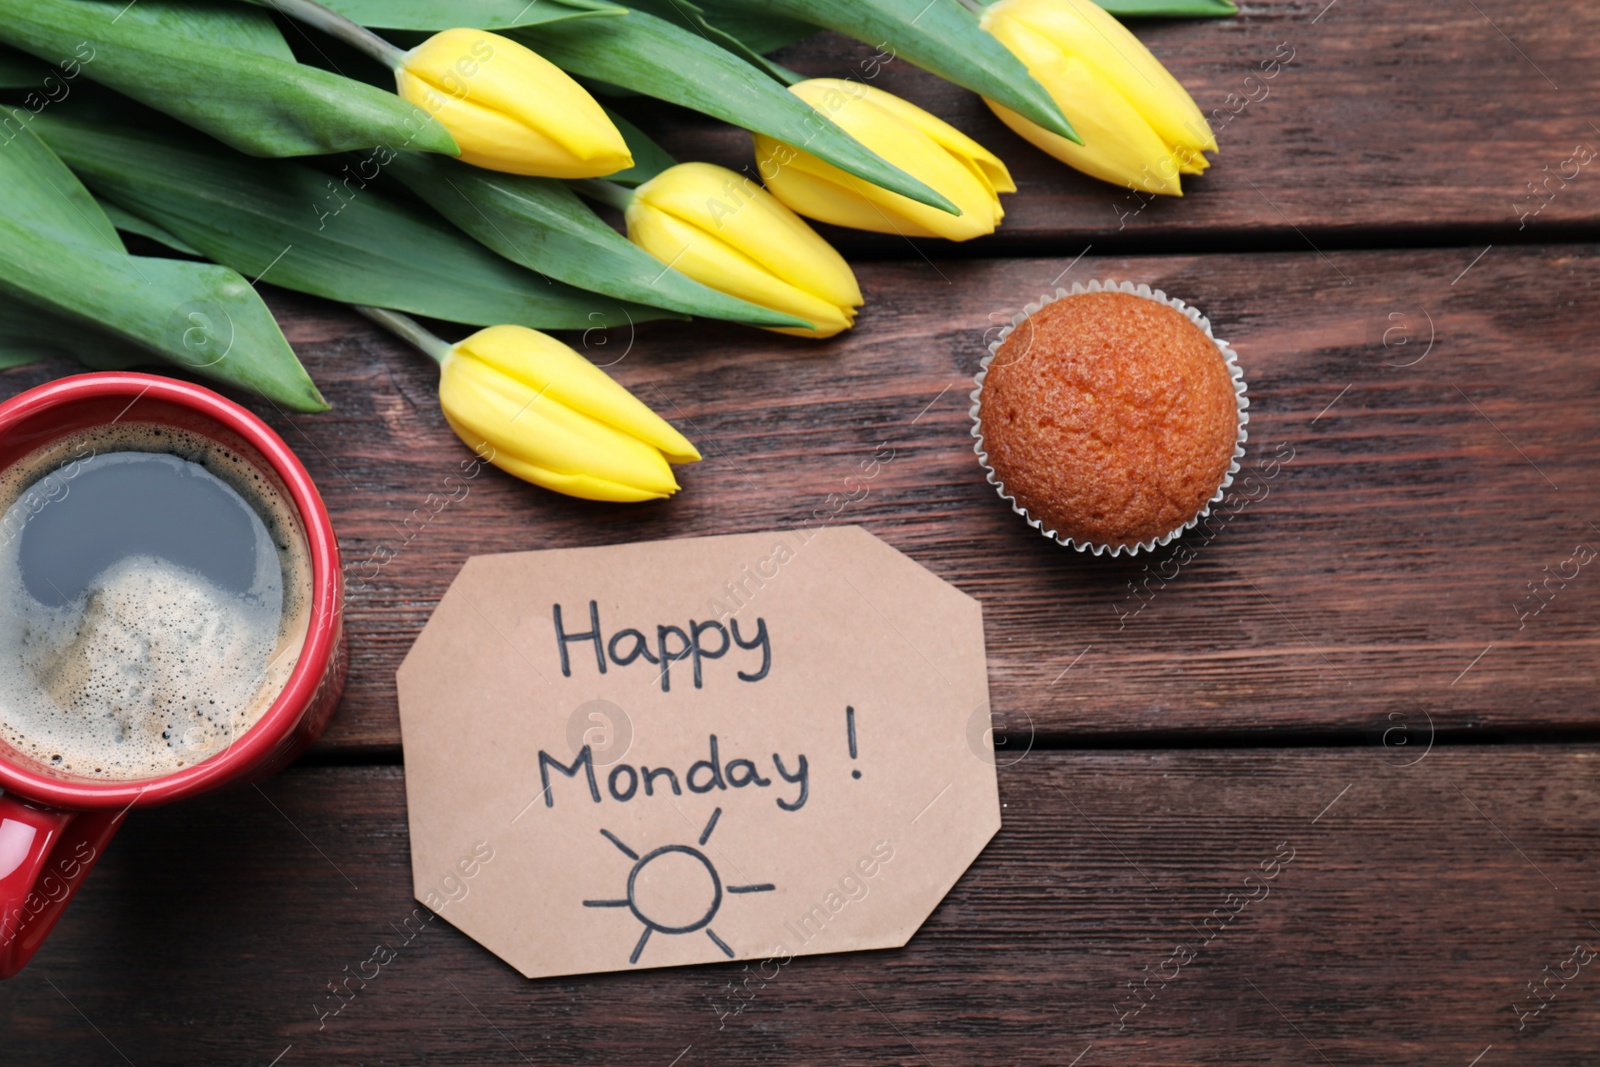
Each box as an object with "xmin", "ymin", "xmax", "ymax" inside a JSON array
[
  {"xmin": 2, "ymin": 748, "xmax": 1597, "ymax": 1065},
  {"xmin": 2, "ymin": 246, "xmax": 1593, "ymax": 747},
  {"xmin": 627, "ymin": 0, "xmax": 1600, "ymax": 251}
]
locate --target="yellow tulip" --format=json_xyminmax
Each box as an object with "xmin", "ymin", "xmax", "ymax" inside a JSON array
[
  {"xmin": 980, "ymin": 0, "xmax": 1215, "ymax": 195},
  {"xmin": 624, "ymin": 163, "xmax": 863, "ymax": 339},
  {"xmin": 753, "ymin": 79, "xmax": 1015, "ymax": 242},
  {"xmin": 396, "ymin": 29, "xmax": 632, "ymax": 178},
  {"xmin": 439, "ymin": 325, "xmax": 699, "ymax": 502}
]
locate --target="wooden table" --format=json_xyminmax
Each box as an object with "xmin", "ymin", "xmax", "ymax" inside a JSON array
[{"xmin": 5, "ymin": 1, "xmax": 1600, "ymax": 1062}]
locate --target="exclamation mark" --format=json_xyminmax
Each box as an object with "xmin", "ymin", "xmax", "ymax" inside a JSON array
[{"xmin": 847, "ymin": 705, "xmax": 860, "ymax": 779}]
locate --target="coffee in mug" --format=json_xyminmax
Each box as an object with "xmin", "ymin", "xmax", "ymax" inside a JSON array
[{"xmin": 0, "ymin": 422, "xmax": 312, "ymax": 781}]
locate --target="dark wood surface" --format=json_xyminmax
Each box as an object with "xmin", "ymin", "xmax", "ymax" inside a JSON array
[
  {"xmin": 5, "ymin": 2, "xmax": 1600, "ymax": 1063},
  {"xmin": 5, "ymin": 748, "xmax": 1600, "ymax": 1066},
  {"xmin": 6, "ymin": 246, "xmax": 1585, "ymax": 747}
]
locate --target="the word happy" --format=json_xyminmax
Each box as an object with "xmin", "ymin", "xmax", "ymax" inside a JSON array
[{"xmin": 553, "ymin": 601, "xmax": 771, "ymax": 693}]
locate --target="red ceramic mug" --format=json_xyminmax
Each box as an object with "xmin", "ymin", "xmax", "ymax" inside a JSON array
[{"xmin": 0, "ymin": 372, "xmax": 346, "ymax": 979}]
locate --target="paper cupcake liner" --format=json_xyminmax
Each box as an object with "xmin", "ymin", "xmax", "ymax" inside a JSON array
[{"xmin": 969, "ymin": 279, "xmax": 1250, "ymax": 558}]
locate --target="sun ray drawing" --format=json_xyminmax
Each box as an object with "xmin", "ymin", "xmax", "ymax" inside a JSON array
[{"xmin": 583, "ymin": 807, "xmax": 775, "ymax": 965}]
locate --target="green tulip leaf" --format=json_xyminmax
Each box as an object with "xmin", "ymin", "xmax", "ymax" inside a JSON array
[
  {"xmin": 510, "ymin": 8, "xmax": 959, "ymax": 213},
  {"xmin": 603, "ymin": 107, "xmax": 677, "ymax": 187},
  {"xmin": 31, "ymin": 106, "xmax": 667, "ymax": 332},
  {"xmin": 6, "ymin": 117, "xmax": 123, "ymax": 250},
  {"xmin": 695, "ymin": 0, "xmax": 1081, "ymax": 144},
  {"xmin": 0, "ymin": 291, "xmax": 243, "ymax": 374},
  {"xmin": 688, "ymin": 4, "xmax": 816, "ymax": 56},
  {"xmin": 0, "ymin": 0, "xmax": 458, "ymax": 158},
  {"xmin": 1094, "ymin": 0, "xmax": 1237, "ymax": 14},
  {"xmin": 387, "ymin": 154, "xmax": 809, "ymax": 329},
  {"xmin": 0, "ymin": 119, "xmax": 326, "ymax": 410},
  {"xmin": 310, "ymin": 0, "xmax": 626, "ymax": 29},
  {"xmin": 0, "ymin": 287, "xmax": 186, "ymax": 372},
  {"xmin": 0, "ymin": 138, "xmax": 147, "ymax": 369},
  {"xmin": 620, "ymin": 0, "xmax": 807, "ymax": 81},
  {"xmin": 95, "ymin": 197, "xmax": 204, "ymax": 256},
  {"xmin": 128, "ymin": 0, "xmax": 296, "ymax": 58}
]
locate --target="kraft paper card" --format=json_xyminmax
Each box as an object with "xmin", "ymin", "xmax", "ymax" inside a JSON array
[{"xmin": 396, "ymin": 526, "xmax": 999, "ymax": 979}]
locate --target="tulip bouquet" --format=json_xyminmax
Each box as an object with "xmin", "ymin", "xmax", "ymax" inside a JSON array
[{"xmin": 0, "ymin": 0, "xmax": 1233, "ymax": 502}]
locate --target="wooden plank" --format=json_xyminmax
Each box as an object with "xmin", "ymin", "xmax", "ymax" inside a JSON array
[
  {"xmin": 1, "ymin": 246, "xmax": 1593, "ymax": 746},
  {"xmin": 632, "ymin": 0, "xmax": 1600, "ymax": 248},
  {"xmin": 3, "ymin": 748, "xmax": 1598, "ymax": 1064}
]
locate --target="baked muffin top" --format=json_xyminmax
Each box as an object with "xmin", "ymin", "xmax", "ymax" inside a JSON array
[{"xmin": 978, "ymin": 291, "xmax": 1238, "ymax": 549}]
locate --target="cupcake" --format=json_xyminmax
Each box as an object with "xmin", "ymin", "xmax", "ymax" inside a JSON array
[{"xmin": 971, "ymin": 280, "xmax": 1247, "ymax": 556}]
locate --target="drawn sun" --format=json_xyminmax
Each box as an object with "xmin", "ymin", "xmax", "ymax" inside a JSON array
[{"xmin": 584, "ymin": 807, "xmax": 774, "ymax": 965}]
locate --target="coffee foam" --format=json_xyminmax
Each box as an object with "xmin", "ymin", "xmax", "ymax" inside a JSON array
[{"xmin": 0, "ymin": 424, "xmax": 312, "ymax": 781}]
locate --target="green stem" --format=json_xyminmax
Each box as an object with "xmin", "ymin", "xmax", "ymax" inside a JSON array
[
  {"xmin": 259, "ymin": 0, "xmax": 407, "ymax": 69},
  {"xmin": 570, "ymin": 178, "xmax": 637, "ymax": 211},
  {"xmin": 355, "ymin": 305, "xmax": 453, "ymax": 365}
]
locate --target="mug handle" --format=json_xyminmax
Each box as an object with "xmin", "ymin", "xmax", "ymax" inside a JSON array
[{"xmin": 0, "ymin": 794, "xmax": 124, "ymax": 979}]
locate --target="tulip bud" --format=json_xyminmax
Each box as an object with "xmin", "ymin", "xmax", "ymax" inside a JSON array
[
  {"xmin": 980, "ymin": 0, "xmax": 1216, "ymax": 195},
  {"xmin": 439, "ymin": 325, "xmax": 699, "ymax": 502},
  {"xmin": 753, "ymin": 79, "xmax": 1014, "ymax": 242},
  {"xmin": 396, "ymin": 29, "xmax": 632, "ymax": 178},
  {"xmin": 624, "ymin": 163, "xmax": 863, "ymax": 339}
]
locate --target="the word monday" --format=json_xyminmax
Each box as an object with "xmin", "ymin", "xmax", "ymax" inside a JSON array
[
  {"xmin": 553, "ymin": 601, "xmax": 771, "ymax": 692},
  {"xmin": 538, "ymin": 734, "xmax": 809, "ymax": 812}
]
